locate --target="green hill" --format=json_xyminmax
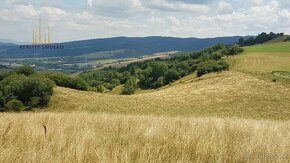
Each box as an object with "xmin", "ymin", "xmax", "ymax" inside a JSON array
[
  {"xmin": 244, "ymin": 42, "xmax": 290, "ymax": 53},
  {"xmin": 227, "ymin": 42, "xmax": 290, "ymax": 83}
]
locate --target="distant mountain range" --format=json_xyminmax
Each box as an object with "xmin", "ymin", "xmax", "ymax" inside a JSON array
[
  {"xmin": 0, "ymin": 36, "xmax": 249, "ymax": 58},
  {"xmin": 0, "ymin": 39, "xmax": 29, "ymax": 45}
]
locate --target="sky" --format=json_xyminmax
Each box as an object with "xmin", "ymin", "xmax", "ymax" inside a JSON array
[{"xmin": 1, "ymin": 0, "xmax": 290, "ymax": 42}]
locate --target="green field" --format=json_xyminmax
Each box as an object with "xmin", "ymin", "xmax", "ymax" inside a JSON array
[
  {"xmin": 77, "ymin": 49, "xmax": 126, "ymax": 59},
  {"xmin": 244, "ymin": 42, "xmax": 290, "ymax": 53},
  {"xmin": 228, "ymin": 42, "xmax": 290, "ymax": 78}
]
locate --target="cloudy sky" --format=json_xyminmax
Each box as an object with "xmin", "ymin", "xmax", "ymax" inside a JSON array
[{"xmin": 1, "ymin": 0, "xmax": 290, "ymax": 42}]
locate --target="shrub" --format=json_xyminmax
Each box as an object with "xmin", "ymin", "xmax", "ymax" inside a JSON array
[
  {"xmin": 46, "ymin": 73, "xmax": 89, "ymax": 91},
  {"xmin": 96, "ymin": 85, "xmax": 106, "ymax": 93},
  {"xmin": 16, "ymin": 65, "xmax": 36, "ymax": 76},
  {"xmin": 196, "ymin": 60, "xmax": 229, "ymax": 77},
  {"xmin": 22, "ymin": 75, "xmax": 54, "ymax": 106},
  {"xmin": 5, "ymin": 99, "xmax": 24, "ymax": 112},
  {"xmin": 121, "ymin": 86, "xmax": 135, "ymax": 95},
  {"xmin": 165, "ymin": 69, "xmax": 180, "ymax": 83},
  {"xmin": 29, "ymin": 97, "xmax": 42, "ymax": 107},
  {"xmin": 227, "ymin": 44, "xmax": 244, "ymax": 56}
]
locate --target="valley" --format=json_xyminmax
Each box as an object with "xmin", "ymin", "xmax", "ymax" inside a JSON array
[{"xmin": 1, "ymin": 35, "xmax": 290, "ymax": 162}]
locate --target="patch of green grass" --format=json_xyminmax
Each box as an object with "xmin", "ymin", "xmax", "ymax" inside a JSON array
[
  {"xmin": 244, "ymin": 42, "xmax": 290, "ymax": 53},
  {"xmin": 272, "ymin": 71, "xmax": 290, "ymax": 79},
  {"xmin": 77, "ymin": 49, "xmax": 126, "ymax": 59},
  {"xmin": 228, "ymin": 52, "xmax": 290, "ymax": 73}
]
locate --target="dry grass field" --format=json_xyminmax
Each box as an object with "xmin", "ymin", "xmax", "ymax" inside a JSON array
[
  {"xmin": 48, "ymin": 71, "xmax": 290, "ymax": 120},
  {"xmin": 1, "ymin": 112, "xmax": 290, "ymax": 162},
  {"xmin": 1, "ymin": 42, "xmax": 290, "ymax": 162}
]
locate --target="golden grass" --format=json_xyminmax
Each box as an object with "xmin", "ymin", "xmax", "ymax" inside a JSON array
[
  {"xmin": 0, "ymin": 112, "xmax": 289, "ymax": 162},
  {"xmin": 48, "ymin": 71, "xmax": 290, "ymax": 120}
]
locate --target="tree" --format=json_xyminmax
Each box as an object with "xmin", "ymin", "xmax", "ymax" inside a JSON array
[
  {"xmin": 121, "ymin": 86, "xmax": 135, "ymax": 95},
  {"xmin": 227, "ymin": 44, "xmax": 244, "ymax": 56},
  {"xmin": 196, "ymin": 60, "xmax": 229, "ymax": 77},
  {"xmin": 0, "ymin": 74, "xmax": 54, "ymax": 109},
  {"xmin": 210, "ymin": 52, "xmax": 222, "ymax": 61},
  {"xmin": 149, "ymin": 62, "xmax": 168, "ymax": 80},
  {"xmin": 5, "ymin": 99, "xmax": 24, "ymax": 112},
  {"xmin": 152, "ymin": 76, "xmax": 165, "ymax": 88},
  {"xmin": 121, "ymin": 77, "xmax": 138, "ymax": 95},
  {"xmin": 96, "ymin": 85, "xmax": 106, "ymax": 93},
  {"xmin": 165, "ymin": 69, "xmax": 180, "ymax": 83},
  {"xmin": 16, "ymin": 65, "xmax": 36, "ymax": 76}
]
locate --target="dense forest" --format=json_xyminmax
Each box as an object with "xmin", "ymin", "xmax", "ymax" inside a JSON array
[{"xmin": 238, "ymin": 32, "xmax": 284, "ymax": 46}]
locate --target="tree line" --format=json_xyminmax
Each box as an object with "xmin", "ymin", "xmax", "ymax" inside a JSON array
[
  {"xmin": 78, "ymin": 43, "xmax": 243, "ymax": 94},
  {"xmin": 238, "ymin": 32, "xmax": 284, "ymax": 46}
]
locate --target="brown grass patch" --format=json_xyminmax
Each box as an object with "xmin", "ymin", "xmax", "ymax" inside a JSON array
[
  {"xmin": 0, "ymin": 112, "xmax": 289, "ymax": 162},
  {"xmin": 48, "ymin": 71, "xmax": 290, "ymax": 120}
]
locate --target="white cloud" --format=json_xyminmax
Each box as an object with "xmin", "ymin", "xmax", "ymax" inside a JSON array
[
  {"xmin": 143, "ymin": 0, "xmax": 209, "ymax": 13},
  {"xmin": 218, "ymin": 1, "xmax": 233, "ymax": 14},
  {"xmin": 1, "ymin": 0, "xmax": 290, "ymax": 42},
  {"xmin": 15, "ymin": 4, "xmax": 39, "ymax": 18},
  {"xmin": 87, "ymin": 0, "xmax": 93, "ymax": 7}
]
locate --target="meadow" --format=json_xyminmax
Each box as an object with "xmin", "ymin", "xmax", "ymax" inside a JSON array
[
  {"xmin": 1, "ymin": 112, "xmax": 290, "ymax": 162},
  {"xmin": 48, "ymin": 71, "xmax": 290, "ymax": 120},
  {"xmin": 243, "ymin": 42, "xmax": 290, "ymax": 53},
  {"xmin": 227, "ymin": 42, "xmax": 290, "ymax": 73}
]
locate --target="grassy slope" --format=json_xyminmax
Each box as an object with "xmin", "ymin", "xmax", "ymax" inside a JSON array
[
  {"xmin": 227, "ymin": 42, "xmax": 290, "ymax": 79},
  {"xmin": 244, "ymin": 42, "xmax": 290, "ymax": 53},
  {"xmin": 48, "ymin": 71, "xmax": 290, "ymax": 120},
  {"xmin": 1, "ymin": 112, "xmax": 290, "ymax": 162}
]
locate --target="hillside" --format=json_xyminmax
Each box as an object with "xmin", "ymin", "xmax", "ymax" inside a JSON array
[
  {"xmin": 48, "ymin": 71, "xmax": 290, "ymax": 120},
  {"xmin": 229, "ymin": 42, "xmax": 290, "ymax": 74},
  {"xmin": 0, "ymin": 36, "xmax": 246, "ymax": 58}
]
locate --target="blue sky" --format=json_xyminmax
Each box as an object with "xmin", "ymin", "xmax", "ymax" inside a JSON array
[{"xmin": 1, "ymin": 0, "xmax": 290, "ymax": 42}]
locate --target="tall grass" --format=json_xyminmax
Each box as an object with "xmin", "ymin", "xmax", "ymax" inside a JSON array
[{"xmin": 0, "ymin": 112, "xmax": 289, "ymax": 162}]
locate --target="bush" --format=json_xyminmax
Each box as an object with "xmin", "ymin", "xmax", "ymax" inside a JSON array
[
  {"xmin": 196, "ymin": 60, "xmax": 229, "ymax": 77},
  {"xmin": 5, "ymin": 99, "xmax": 24, "ymax": 112},
  {"xmin": 227, "ymin": 44, "xmax": 244, "ymax": 56},
  {"xmin": 165, "ymin": 69, "xmax": 180, "ymax": 83},
  {"xmin": 46, "ymin": 73, "xmax": 89, "ymax": 91},
  {"xmin": 16, "ymin": 65, "xmax": 36, "ymax": 76},
  {"xmin": 96, "ymin": 85, "xmax": 106, "ymax": 93},
  {"xmin": 121, "ymin": 86, "xmax": 135, "ymax": 95}
]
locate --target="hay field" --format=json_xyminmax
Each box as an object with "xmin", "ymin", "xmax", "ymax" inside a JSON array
[
  {"xmin": 1, "ymin": 112, "xmax": 290, "ymax": 162},
  {"xmin": 48, "ymin": 71, "xmax": 290, "ymax": 120}
]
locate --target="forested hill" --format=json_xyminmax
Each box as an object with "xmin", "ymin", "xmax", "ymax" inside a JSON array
[{"xmin": 0, "ymin": 36, "xmax": 247, "ymax": 58}]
